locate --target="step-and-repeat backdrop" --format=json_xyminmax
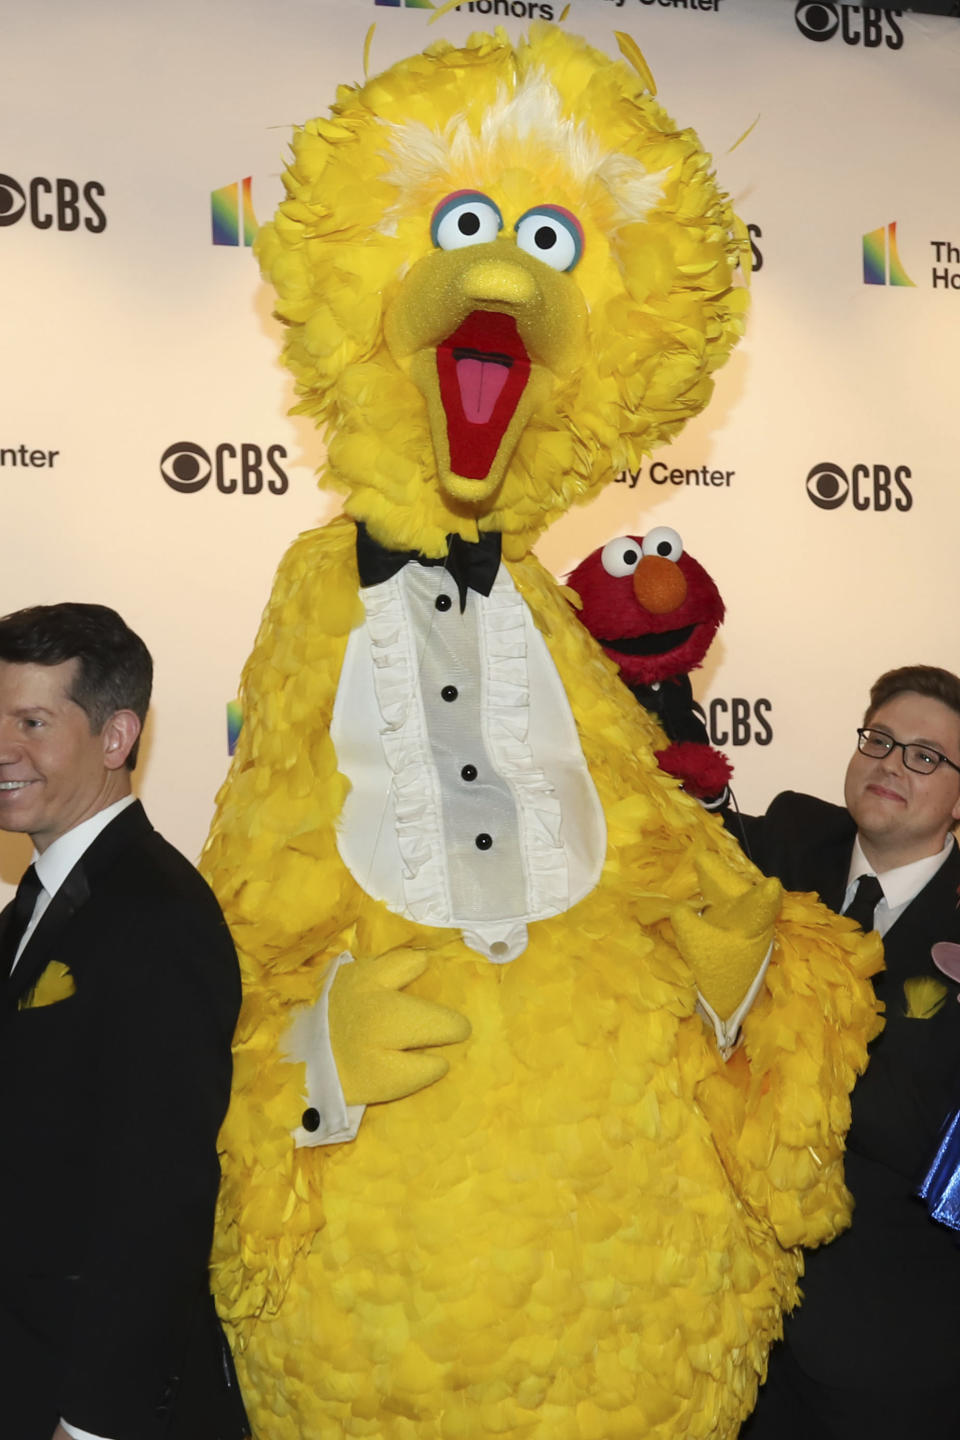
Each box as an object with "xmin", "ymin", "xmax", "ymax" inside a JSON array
[{"xmin": 2, "ymin": 0, "xmax": 958, "ymax": 894}]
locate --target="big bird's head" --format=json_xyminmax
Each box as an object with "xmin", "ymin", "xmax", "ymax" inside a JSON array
[{"xmin": 257, "ymin": 24, "xmax": 746, "ymax": 560}]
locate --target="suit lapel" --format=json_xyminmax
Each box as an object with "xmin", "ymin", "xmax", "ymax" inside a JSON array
[
  {"xmin": 6, "ymin": 862, "xmax": 90, "ymax": 1003},
  {"xmin": 882, "ymin": 844, "xmax": 960, "ymax": 979},
  {"xmin": 808, "ymin": 833, "xmax": 855, "ymax": 914},
  {"xmin": 3, "ymin": 802, "xmax": 153, "ymax": 1006}
]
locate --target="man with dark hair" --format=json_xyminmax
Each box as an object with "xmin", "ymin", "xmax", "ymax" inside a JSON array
[
  {"xmin": 739, "ymin": 664, "xmax": 960, "ymax": 1439},
  {"xmin": 0, "ymin": 603, "xmax": 247, "ymax": 1440}
]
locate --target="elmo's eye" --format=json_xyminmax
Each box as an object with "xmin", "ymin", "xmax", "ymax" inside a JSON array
[
  {"xmin": 431, "ymin": 191, "xmax": 503, "ymax": 250},
  {"xmin": 600, "ymin": 537, "xmax": 642, "ymax": 578},
  {"xmin": 641, "ymin": 527, "xmax": 683, "ymax": 562},
  {"xmin": 514, "ymin": 205, "xmax": 584, "ymax": 271}
]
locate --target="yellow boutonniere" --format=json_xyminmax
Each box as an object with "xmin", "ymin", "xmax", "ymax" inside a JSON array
[
  {"xmin": 903, "ymin": 976, "xmax": 948, "ymax": 1020},
  {"xmin": 18, "ymin": 961, "xmax": 76, "ymax": 1011}
]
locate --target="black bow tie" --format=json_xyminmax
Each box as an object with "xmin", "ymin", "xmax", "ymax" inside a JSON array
[{"xmin": 355, "ymin": 522, "xmax": 502, "ymax": 613}]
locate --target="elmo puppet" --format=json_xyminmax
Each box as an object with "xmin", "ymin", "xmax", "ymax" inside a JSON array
[{"xmin": 567, "ymin": 526, "xmax": 732, "ymax": 806}]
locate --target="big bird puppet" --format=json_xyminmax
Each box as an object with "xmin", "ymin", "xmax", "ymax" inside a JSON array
[{"xmin": 202, "ymin": 24, "xmax": 881, "ymax": 1440}]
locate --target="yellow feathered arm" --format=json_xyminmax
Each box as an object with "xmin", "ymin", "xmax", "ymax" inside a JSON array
[
  {"xmin": 202, "ymin": 518, "xmax": 472, "ymax": 1330},
  {"xmin": 696, "ymin": 892, "xmax": 884, "ymax": 1252},
  {"xmin": 513, "ymin": 552, "xmax": 884, "ymax": 1257}
]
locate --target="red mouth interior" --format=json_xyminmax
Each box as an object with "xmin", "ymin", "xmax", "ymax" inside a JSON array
[{"xmin": 436, "ymin": 311, "xmax": 530, "ymax": 481}]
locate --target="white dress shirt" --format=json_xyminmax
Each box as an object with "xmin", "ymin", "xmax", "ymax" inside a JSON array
[
  {"xmin": 844, "ymin": 832, "xmax": 956, "ymax": 939},
  {"xmin": 331, "ymin": 560, "xmax": 607, "ymax": 962},
  {"xmin": 11, "ymin": 795, "xmax": 137, "ymax": 973},
  {"xmin": 9, "ymin": 793, "xmax": 136, "ymax": 1440}
]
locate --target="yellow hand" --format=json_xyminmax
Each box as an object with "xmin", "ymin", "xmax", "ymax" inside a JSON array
[
  {"xmin": 329, "ymin": 948, "xmax": 471, "ymax": 1105},
  {"xmin": 672, "ymin": 854, "xmax": 783, "ymax": 1021}
]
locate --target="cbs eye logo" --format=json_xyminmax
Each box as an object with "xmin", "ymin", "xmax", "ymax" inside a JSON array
[
  {"xmin": 0, "ymin": 176, "xmax": 25, "ymax": 225},
  {"xmin": 795, "ymin": 3, "xmax": 839, "ymax": 40},
  {"xmin": 160, "ymin": 442, "xmax": 288, "ymax": 495},
  {"xmin": 794, "ymin": 4, "xmax": 904, "ymax": 49},
  {"xmin": 0, "ymin": 173, "xmax": 107, "ymax": 232},
  {"xmin": 805, "ymin": 462, "xmax": 912, "ymax": 512}
]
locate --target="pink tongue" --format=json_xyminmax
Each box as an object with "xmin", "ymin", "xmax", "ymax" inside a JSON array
[{"xmin": 456, "ymin": 357, "xmax": 510, "ymax": 425}]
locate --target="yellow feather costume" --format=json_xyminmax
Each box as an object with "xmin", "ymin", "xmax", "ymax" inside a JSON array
[{"xmin": 202, "ymin": 26, "xmax": 881, "ymax": 1439}]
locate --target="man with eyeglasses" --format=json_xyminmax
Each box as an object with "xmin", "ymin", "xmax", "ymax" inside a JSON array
[{"xmin": 739, "ymin": 665, "xmax": 960, "ymax": 1440}]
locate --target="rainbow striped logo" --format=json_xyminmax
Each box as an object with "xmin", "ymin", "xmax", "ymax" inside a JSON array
[
  {"xmin": 374, "ymin": 0, "xmax": 434, "ymax": 8},
  {"xmin": 227, "ymin": 700, "xmax": 243, "ymax": 755},
  {"xmin": 212, "ymin": 178, "xmax": 258, "ymax": 247},
  {"xmin": 862, "ymin": 221, "xmax": 915, "ymax": 287}
]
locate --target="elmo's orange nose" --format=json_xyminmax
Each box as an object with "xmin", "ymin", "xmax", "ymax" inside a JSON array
[{"xmin": 632, "ymin": 556, "xmax": 687, "ymax": 614}]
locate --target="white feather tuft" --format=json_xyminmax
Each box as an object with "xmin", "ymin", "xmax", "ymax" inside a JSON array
[{"xmin": 376, "ymin": 70, "xmax": 664, "ymax": 236}]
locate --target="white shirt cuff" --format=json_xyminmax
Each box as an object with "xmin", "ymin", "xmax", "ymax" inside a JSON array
[
  {"xmin": 62, "ymin": 1421, "xmax": 112, "ymax": 1440},
  {"xmin": 282, "ymin": 951, "xmax": 366, "ymax": 1147}
]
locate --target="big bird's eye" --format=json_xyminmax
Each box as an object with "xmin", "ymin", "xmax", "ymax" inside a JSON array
[
  {"xmin": 641, "ymin": 527, "xmax": 684, "ymax": 562},
  {"xmin": 431, "ymin": 191, "xmax": 503, "ymax": 250},
  {"xmin": 600, "ymin": 537, "xmax": 642, "ymax": 578},
  {"xmin": 514, "ymin": 205, "xmax": 584, "ymax": 271}
]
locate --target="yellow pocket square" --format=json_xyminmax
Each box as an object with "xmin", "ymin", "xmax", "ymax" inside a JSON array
[
  {"xmin": 903, "ymin": 976, "xmax": 947, "ymax": 1020},
  {"xmin": 19, "ymin": 961, "xmax": 76, "ymax": 1011}
]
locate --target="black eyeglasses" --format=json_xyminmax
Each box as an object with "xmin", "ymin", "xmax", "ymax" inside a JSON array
[{"xmin": 857, "ymin": 727, "xmax": 960, "ymax": 778}]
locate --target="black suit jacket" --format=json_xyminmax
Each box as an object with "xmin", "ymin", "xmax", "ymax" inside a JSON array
[
  {"xmin": 736, "ymin": 791, "xmax": 960, "ymax": 1388},
  {"xmin": 0, "ymin": 802, "xmax": 247, "ymax": 1440}
]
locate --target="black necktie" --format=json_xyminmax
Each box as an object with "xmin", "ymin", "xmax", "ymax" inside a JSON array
[
  {"xmin": 355, "ymin": 522, "xmax": 502, "ymax": 613},
  {"xmin": 1, "ymin": 864, "xmax": 43, "ymax": 979},
  {"xmin": 843, "ymin": 873, "xmax": 884, "ymax": 933}
]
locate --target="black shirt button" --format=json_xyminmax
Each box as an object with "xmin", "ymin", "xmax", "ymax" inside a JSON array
[
  {"xmin": 435, "ymin": 594, "xmax": 452, "ymax": 612},
  {"xmin": 475, "ymin": 833, "xmax": 493, "ymax": 850},
  {"xmin": 302, "ymin": 1108, "xmax": 321, "ymax": 1132},
  {"xmin": 441, "ymin": 685, "xmax": 458, "ymax": 702},
  {"xmin": 461, "ymin": 764, "xmax": 478, "ymax": 782}
]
